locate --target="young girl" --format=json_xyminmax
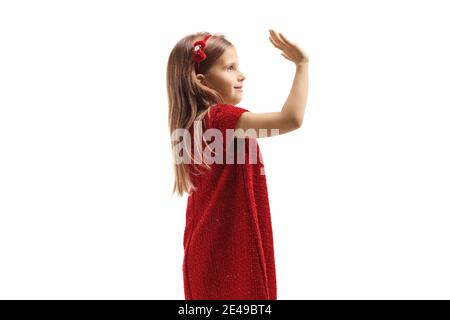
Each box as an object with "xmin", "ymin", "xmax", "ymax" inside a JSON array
[{"xmin": 167, "ymin": 30, "xmax": 309, "ymax": 300}]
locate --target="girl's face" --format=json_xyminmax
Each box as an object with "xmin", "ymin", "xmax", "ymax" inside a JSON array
[{"xmin": 197, "ymin": 46, "xmax": 246, "ymax": 105}]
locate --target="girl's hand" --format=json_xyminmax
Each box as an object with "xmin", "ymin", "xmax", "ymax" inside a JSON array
[{"xmin": 269, "ymin": 29, "xmax": 309, "ymax": 66}]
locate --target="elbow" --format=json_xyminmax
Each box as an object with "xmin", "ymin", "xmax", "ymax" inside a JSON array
[
  {"xmin": 292, "ymin": 117, "xmax": 303, "ymax": 129},
  {"xmin": 282, "ymin": 112, "xmax": 303, "ymax": 130}
]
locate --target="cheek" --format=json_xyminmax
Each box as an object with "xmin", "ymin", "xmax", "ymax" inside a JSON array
[
  {"xmin": 225, "ymin": 75, "xmax": 236, "ymax": 87},
  {"xmin": 212, "ymin": 73, "xmax": 235, "ymax": 92},
  {"xmin": 217, "ymin": 78, "xmax": 233, "ymax": 91}
]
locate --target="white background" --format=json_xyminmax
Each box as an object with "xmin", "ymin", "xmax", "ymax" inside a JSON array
[{"xmin": 1, "ymin": 0, "xmax": 449, "ymax": 299}]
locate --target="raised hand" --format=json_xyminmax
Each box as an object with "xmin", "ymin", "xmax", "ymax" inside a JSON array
[{"xmin": 269, "ymin": 29, "xmax": 309, "ymax": 66}]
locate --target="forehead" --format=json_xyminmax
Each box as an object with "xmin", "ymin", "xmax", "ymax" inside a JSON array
[{"xmin": 217, "ymin": 46, "xmax": 239, "ymax": 65}]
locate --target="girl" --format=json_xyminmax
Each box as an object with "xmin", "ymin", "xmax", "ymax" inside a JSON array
[{"xmin": 167, "ymin": 29, "xmax": 309, "ymax": 300}]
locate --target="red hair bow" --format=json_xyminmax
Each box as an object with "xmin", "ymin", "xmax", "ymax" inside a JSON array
[{"xmin": 192, "ymin": 34, "xmax": 212, "ymax": 67}]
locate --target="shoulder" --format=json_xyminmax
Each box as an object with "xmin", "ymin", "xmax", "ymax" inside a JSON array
[
  {"xmin": 210, "ymin": 103, "xmax": 249, "ymax": 123},
  {"xmin": 214, "ymin": 103, "xmax": 249, "ymax": 113}
]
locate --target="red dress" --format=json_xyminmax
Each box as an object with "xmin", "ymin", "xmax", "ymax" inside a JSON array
[{"xmin": 183, "ymin": 103, "xmax": 277, "ymax": 300}]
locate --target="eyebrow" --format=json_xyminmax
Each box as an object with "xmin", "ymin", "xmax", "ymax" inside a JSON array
[{"xmin": 224, "ymin": 62, "xmax": 239, "ymax": 68}]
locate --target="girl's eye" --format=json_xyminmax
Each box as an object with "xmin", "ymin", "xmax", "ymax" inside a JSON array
[{"xmin": 227, "ymin": 66, "xmax": 234, "ymax": 71}]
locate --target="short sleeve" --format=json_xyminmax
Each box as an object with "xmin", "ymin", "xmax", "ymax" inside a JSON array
[{"xmin": 212, "ymin": 103, "xmax": 249, "ymax": 138}]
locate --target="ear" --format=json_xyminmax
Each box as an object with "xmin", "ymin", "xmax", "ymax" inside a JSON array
[{"xmin": 196, "ymin": 74, "xmax": 208, "ymax": 87}]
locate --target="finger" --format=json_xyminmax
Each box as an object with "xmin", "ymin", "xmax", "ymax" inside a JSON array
[
  {"xmin": 278, "ymin": 33, "xmax": 293, "ymax": 46},
  {"xmin": 269, "ymin": 35, "xmax": 282, "ymax": 49},
  {"xmin": 269, "ymin": 30, "xmax": 287, "ymax": 48},
  {"xmin": 281, "ymin": 52, "xmax": 292, "ymax": 61},
  {"xmin": 271, "ymin": 30, "xmax": 288, "ymax": 47}
]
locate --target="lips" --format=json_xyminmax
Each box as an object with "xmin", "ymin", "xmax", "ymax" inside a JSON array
[{"xmin": 234, "ymin": 86, "xmax": 243, "ymax": 89}]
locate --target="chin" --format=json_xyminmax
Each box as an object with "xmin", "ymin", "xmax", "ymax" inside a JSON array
[{"xmin": 231, "ymin": 97, "xmax": 243, "ymax": 105}]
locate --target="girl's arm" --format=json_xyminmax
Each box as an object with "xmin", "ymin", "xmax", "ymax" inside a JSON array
[
  {"xmin": 282, "ymin": 62, "xmax": 308, "ymax": 128},
  {"xmin": 234, "ymin": 30, "xmax": 309, "ymax": 139}
]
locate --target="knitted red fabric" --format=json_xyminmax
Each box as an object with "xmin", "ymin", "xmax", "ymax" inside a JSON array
[{"xmin": 183, "ymin": 103, "xmax": 277, "ymax": 300}]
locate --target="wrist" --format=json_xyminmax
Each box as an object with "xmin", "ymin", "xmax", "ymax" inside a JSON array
[{"xmin": 296, "ymin": 61, "xmax": 309, "ymax": 68}]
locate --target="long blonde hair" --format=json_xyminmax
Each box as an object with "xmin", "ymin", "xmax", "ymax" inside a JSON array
[{"xmin": 167, "ymin": 32, "xmax": 233, "ymax": 197}]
